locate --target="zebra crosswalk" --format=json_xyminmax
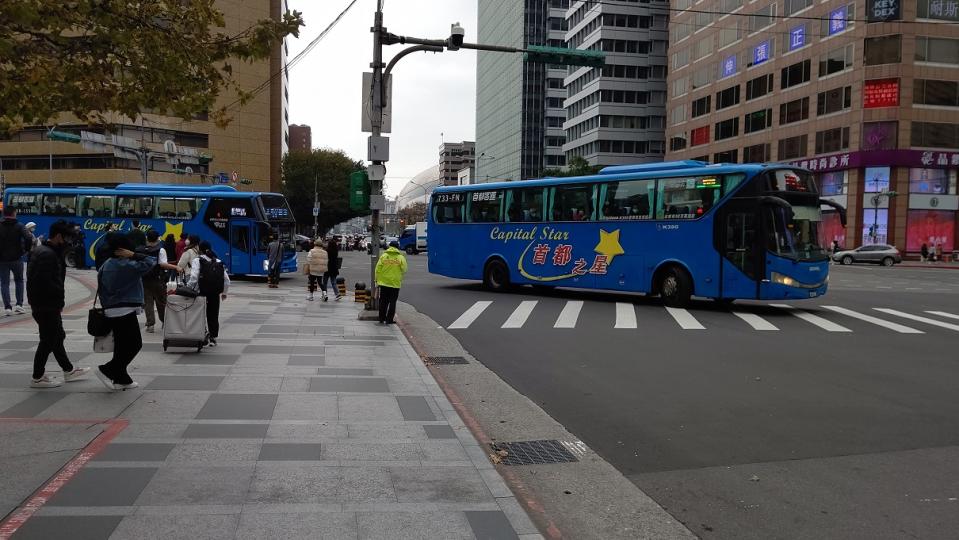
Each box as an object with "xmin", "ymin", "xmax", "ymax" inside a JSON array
[{"xmin": 445, "ymin": 299, "xmax": 959, "ymax": 335}]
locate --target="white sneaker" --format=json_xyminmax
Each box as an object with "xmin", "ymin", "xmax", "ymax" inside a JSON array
[
  {"xmin": 335, "ymin": 295, "xmax": 343, "ymax": 301},
  {"xmin": 3, "ymin": 309, "xmax": 11, "ymax": 317},
  {"xmin": 208, "ymin": 338, "xmax": 217, "ymax": 347},
  {"xmin": 63, "ymin": 367, "xmax": 91, "ymax": 382},
  {"xmin": 307, "ymin": 294, "xmax": 314, "ymax": 301},
  {"xmin": 322, "ymin": 294, "xmax": 328, "ymax": 302},
  {"xmin": 114, "ymin": 381, "xmax": 139, "ymax": 391},
  {"xmin": 30, "ymin": 375, "xmax": 62, "ymax": 388},
  {"xmin": 14, "ymin": 305, "xmax": 26, "ymax": 314},
  {"xmin": 145, "ymin": 325, "xmax": 154, "ymax": 333},
  {"xmin": 94, "ymin": 367, "xmax": 116, "ymax": 391}
]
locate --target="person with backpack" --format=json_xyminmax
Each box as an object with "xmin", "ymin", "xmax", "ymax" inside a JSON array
[
  {"xmin": 0, "ymin": 207, "xmax": 35, "ymax": 316},
  {"xmin": 177, "ymin": 234, "xmax": 201, "ymax": 273},
  {"xmin": 139, "ymin": 230, "xmax": 181, "ymax": 333},
  {"xmin": 187, "ymin": 241, "xmax": 230, "ymax": 347}
]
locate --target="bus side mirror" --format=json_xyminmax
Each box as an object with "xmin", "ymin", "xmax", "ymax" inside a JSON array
[{"xmin": 819, "ymin": 198, "xmax": 847, "ymax": 227}]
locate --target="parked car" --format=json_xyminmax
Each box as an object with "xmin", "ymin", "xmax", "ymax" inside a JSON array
[
  {"xmin": 832, "ymin": 244, "xmax": 902, "ymax": 266},
  {"xmin": 294, "ymin": 234, "xmax": 313, "ymax": 252}
]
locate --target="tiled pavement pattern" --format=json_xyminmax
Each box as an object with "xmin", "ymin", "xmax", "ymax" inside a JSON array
[{"xmin": 0, "ymin": 274, "xmax": 541, "ymax": 539}]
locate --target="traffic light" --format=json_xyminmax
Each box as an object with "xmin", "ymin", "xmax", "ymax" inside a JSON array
[
  {"xmin": 349, "ymin": 170, "xmax": 370, "ymax": 211},
  {"xmin": 524, "ymin": 46, "xmax": 605, "ymax": 68}
]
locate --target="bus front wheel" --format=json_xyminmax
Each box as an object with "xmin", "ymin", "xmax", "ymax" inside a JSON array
[
  {"xmin": 659, "ymin": 267, "xmax": 692, "ymax": 308},
  {"xmin": 483, "ymin": 259, "xmax": 511, "ymax": 291}
]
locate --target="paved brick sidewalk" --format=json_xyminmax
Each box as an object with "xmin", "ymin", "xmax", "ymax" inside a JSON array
[{"xmin": 0, "ymin": 274, "xmax": 540, "ymax": 539}]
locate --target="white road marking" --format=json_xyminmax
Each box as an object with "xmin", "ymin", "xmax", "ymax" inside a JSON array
[
  {"xmin": 770, "ymin": 304, "xmax": 852, "ymax": 332},
  {"xmin": 448, "ymin": 301, "xmax": 493, "ymax": 329},
  {"xmin": 926, "ymin": 311, "xmax": 959, "ymax": 321},
  {"xmin": 821, "ymin": 306, "xmax": 923, "ymax": 334},
  {"xmin": 732, "ymin": 311, "xmax": 779, "ymax": 331},
  {"xmin": 614, "ymin": 303, "xmax": 637, "ymax": 329},
  {"xmin": 664, "ymin": 307, "xmax": 705, "ymax": 330},
  {"xmin": 554, "ymin": 301, "xmax": 584, "ymax": 328},
  {"xmin": 502, "ymin": 301, "xmax": 537, "ymax": 329},
  {"xmin": 875, "ymin": 309, "xmax": 959, "ymax": 332}
]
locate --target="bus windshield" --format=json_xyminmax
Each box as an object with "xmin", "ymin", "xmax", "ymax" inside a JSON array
[{"xmin": 764, "ymin": 204, "xmax": 828, "ymax": 261}]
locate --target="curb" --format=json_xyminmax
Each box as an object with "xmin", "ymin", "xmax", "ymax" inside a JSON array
[
  {"xmin": 0, "ymin": 272, "xmax": 96, "ymax": 330},
  {"xmin": 897, "ymin": 264, "xmax": 959, "ymax": 270}
]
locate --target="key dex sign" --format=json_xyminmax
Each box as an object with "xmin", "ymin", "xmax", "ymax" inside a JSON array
[
  {"xmin": 868, "ymin": 0, "xmax": 901, "ymax": 21},
  {"xmin": 864, "ymin": 78, "xmax": 899, "ymax": 108}
]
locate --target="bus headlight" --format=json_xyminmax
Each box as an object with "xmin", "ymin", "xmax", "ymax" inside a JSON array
[{"xmin": 771, "ymin": 272, "xmax": 797, "ymax": 287}]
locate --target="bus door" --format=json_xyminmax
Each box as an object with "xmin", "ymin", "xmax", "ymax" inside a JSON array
[
  {"xmin": 717, "ymin": 200, "xmax": 763, "ymax": 299},
  {"xmin": 229, "ymin": 220, "xmax": 254, "ymax": 275}
]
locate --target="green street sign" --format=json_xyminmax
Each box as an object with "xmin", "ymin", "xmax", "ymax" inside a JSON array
[
  {"xmin": 349, "ymin": 170, "xmax": 370, "ymax": 211},
  {"xmin": 524, "ymin": 46, "xmax": 605, "ymax": 68}
]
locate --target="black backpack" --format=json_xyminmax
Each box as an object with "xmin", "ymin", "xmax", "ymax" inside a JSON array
[
  {"xmin": 140, "ymin": 244, "xmax": 164, "ymax": 282},
  {"xmin": 198, "ymin": 257, "xmax": 225, "ymax": 296}
]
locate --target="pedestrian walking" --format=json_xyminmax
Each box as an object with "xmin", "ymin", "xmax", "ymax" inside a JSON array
[
  {"xmin": 139, "ymin": 230, "xmax": 181, "ymax": 333},
  {"xmin": 921, "ymin": 243, "xmax": 929, "ymax": 262},
  {"xmin": 375, "ymin": 241, "xmax": 408, "ymax": 324},
  {"xmin": 0, "ymin": 206, "xmax": 34, "ymax": 316},
  {"xmin": 177, "ymin": 234, "xmax": 201, "ymax": 273},
  {"xmin": 94, "ymin": 224, "xmax": 117, "ymax": 270},
  {"xmin": 187, "ymin": 241, "xmax": 229, "ymax": 347},
  {"xmin": 26, "ymin": 220, "xmax": 90, "ymax": 388},
  {"xmin": 325, "ymin": 237, "xmax": 343, "ymax": 301},
  {"xmin": 72, "ymin": 225, "xmax": 87, "ymax": 269},
  {"xmin": 163, "ymin": 234, "xmax": 178, "ymax": 280},
  {"xmin": 94, "ymin": 233, "xmax": 156, "ymax": 391},
  {"xmin": 305, "ymin": 238, "xmax": 329, "ymax": 301},
  {"xmin": 127, "ymin": 220, "xmax": 146, "ymax": 249},
  {"xmin": 175, "ymin": 232, "xmax": 188, "ymax": 261},
  {"xmin": 267, "ymin": 233, "xmax": 284, "ymax": 288}
]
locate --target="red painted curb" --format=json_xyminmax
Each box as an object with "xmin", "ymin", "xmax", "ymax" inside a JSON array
[
  {"xmin": 897, "ymin": 264, "xmax": 959, "ymax": 270},
  {"xmin": 0, "ymin": 418, "xmax": 128, "ymax": 539},
  {"xmin": 397, "ymin": 319, "xmax": 564, "ymax": 540}
]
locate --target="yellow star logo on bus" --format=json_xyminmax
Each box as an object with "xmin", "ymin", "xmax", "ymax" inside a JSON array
[
  {"xmin": 594, "ymin": 229, "xmax": 625, "ymax": 264},
  {"xmin": 162, "ymin": 221, "xmax": 183, "ymax": 240}
]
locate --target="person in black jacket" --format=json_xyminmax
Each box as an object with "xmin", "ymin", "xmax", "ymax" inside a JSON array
[
  {"xmin": 0, "ymin": 207, "xmax": 34, "ymax": 316},
  {"xmin": 324, "ymin": 238, "xmax": 343, "ymax": 300},
  {"xmin": 27, "ymin": 220, "xmax": 90, "ymax": 388}
]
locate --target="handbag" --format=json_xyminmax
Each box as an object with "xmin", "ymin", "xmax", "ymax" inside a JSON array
[
  {"xmin": 93, "ymin": 332, "xmax": 114, "ymax": 353},
  {"xmin": 87, "ymin": 278, "xmax": 110, "ymax": 337},
  {"xmin": 173, "ymin": 274, "xmax": 199, "ymax": 298},
  {"xmin": 302, "ymin": 263, "xmax": 311, "ymax": 275}
]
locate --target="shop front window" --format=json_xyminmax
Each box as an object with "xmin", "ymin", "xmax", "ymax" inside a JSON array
[
  {"xmin": 819, "ymin": 171, "xmax": 847, "ymax": 195},
  {"xmin": 864, "ymin": 166, "xmax": 890, "ymax": 192},
  {"xmin": 861, "ymin": 208, "xmax": 888, "ymax": 244},
  {"xmin": 907, "ymin": 210, "xmax": 955, "ymax": 252},
  {"xmin": 909, "ymin": 168, "xmax": 957, "ymax": 194}
]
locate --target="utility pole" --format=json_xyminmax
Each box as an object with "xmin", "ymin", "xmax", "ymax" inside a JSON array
[{"xmin": 313, "ymin": 174, "xmax": 319, "ymax": 238}]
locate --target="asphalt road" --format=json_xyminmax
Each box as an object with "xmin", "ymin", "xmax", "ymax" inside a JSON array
[{"xmin": 330, "ymin": 251, "xmax": 959, "ymax": 540}]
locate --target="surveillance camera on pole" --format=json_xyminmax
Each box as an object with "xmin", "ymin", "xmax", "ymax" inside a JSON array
[{"xmin": 447, "ymin": 22, "xmax": 465, "ymax": 51}]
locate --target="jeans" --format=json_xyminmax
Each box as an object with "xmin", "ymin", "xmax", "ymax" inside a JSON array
[
  {"xmin": 205, "ymin": 294, "xmax": 221, "ymax": 339},
  {"xmin": 308, "ymin": 274, "xmax": 331, "ymax": 295},
  {"xmin": 0, "ymin": 260, "xmax": 24, "ymax": 309},
  {"xmin": 100, "ymin": 312, "xmax": 141, "ymax": 385},
  {"xmin": 378, "ymin": 286, "xmax": 399, "ymax": 323},
  {"xmin": 143, "ymin": 279, "xmax": 166, "ymax": 327},
  {"xmin": 32, "ymin": 310, "xmax": 73, "ymax": 379},
  {"xmin": 325, "ymin": 272, "xmax": 341, "ymax": 297}
]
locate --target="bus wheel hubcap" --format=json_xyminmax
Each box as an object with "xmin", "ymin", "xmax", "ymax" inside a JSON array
[{"xmin": 663, "ymin": 276, "xmax": 677, "ymax": 296}]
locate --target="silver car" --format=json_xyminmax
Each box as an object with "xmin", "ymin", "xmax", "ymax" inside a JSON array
[{"xmin": 832, "ymin": 244, "xmax": 902, "ymax": 266}]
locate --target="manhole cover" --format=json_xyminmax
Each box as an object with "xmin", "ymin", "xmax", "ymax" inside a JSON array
[
  {"xmin": 425, "ymin": 356, "xmax": 469, "ymax": 365},
  {"xmin": 490, "ymin": 440, "xmax": 579, "ymax": 465}
]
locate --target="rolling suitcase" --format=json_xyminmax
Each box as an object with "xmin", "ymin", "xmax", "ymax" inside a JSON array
[{"xmin": 163, "ymin": 294, "xmax": 208, "ymax": 352}]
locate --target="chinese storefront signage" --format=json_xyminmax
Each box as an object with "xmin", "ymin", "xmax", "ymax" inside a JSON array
[
  {"xmin": 785, "ymin": 150, "xmax": 959, "ymax": 173},
  {"xmin": 864, "ymin": 78, "xmax": 899, "ymax": 108},
  {"xmin": 828, "ymin": 8, "xmax": 847, "ymax": 34},
  {"xmin": 789, "ymin": 25, "xmax": 805, "ymax": 50},
  {"xmin": 753, "ymin": 41, "xmax": 770, "ymax": 65},
  {"xmin": 919, "ymin": 0, "xmax": 959, "ymax": 21},
  {"xmin": 721, "ymin": 55, "xmax": 737, "ymax": 78},
  {"xmin": 868, "ymin": 0, "xmax": 901, "ymax": 21}
]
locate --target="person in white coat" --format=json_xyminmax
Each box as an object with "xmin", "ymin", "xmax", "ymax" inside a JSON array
[
  {"xmin": 186, "ymin": 241, "xmax": 230, "ymax": 347},
  {"xmin": 305, "ymin": 239, "xmax": 330, "ymax": 301}
]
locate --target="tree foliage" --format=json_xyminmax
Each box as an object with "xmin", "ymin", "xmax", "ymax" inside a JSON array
[
  {"xmin": 0, "ymin": 0, "xmax": 303, "ymax": 131},
  {"xmin": 282, "ymin": 149, "xmax": 368, "ymax": 235},
  {"xmin": 541, "ymin": 156, "xmax": 602, "ymax": 178},
  {"xmin": 397, "ymin": 202, "xmax": 427, "ymax": 226}
]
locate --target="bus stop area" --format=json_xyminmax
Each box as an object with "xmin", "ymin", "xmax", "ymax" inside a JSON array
[{"xmin": 0, "ymin": 271, "xmax": 543, "ymax": 540}]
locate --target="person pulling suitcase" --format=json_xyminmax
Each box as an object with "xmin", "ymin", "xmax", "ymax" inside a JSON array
[{"xmin": 187, "ymin": 241, "xmax": 229, "ymax": 347}]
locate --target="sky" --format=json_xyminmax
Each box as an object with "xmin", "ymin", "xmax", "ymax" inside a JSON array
[{"xmin": 286, "ymin": 0, "xmax": 478, "ymax": 197}]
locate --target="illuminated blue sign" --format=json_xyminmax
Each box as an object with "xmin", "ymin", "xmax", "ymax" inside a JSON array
[
  {"xmin": 829, "ymin": 8, "xmax": 847, "ymax": 34},
  {"xmin": 789, "ymin": 25, "xmax": 805, "ymax": 50},
  {"xmin": 753, "ymin": 41, "xmax": 770, "ymax": 65},
  {"xmin": 721, "ymin": 55, "xmax": 737, "ymax": 78}
]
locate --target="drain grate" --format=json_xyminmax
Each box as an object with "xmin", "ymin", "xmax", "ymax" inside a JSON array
[
  {"xmin": 490, "ymin": 440, "xmax": 579, "ymax": 466},
  {"xmin": 424, "ymin": 356, "xmax": 469, "ymax": 365}
]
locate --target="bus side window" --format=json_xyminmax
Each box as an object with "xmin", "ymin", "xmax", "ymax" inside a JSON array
[
  {"xmin": 432, "ymin": 200, "xmax": 463, "ymax": 224},
  {"xmin": 507, "ymin": 188, "xmax": 543, "ymax": 222},
  {"xmin": 601, "ymin": 179, "xmax": 654, "ymax": 220},
  {"xmin": 550, "ymin": 185, "xmax": 595, "ymax": 222},
  {"xmin": 41, "ymin": 195, "xmax": 77, "ymax": 217},
  {"xmin": 157, "ymin": 197, "xmax": 198, "ymax": 219},
  {"xmin": 468, "ymin": 191, "xmax": 502, "ymax": 223},
  {"xmin": 8, "ymin": 194, "xmax": 40, "ymax": 215},
  {"xmin": 117, "ymin": 196, "xmax": 153, "ymax": 218},
  {"xmin": 79, "ymin": 195, "xmax": 115, "ymax": 218}
]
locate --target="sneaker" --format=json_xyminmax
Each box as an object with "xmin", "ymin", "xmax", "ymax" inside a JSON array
[
  {"xmin": 63, "ymin": 367, "xmax": 91, "ymax": 382},
  {"xmin": 95, "ymin": 366, "xmax": 116, "ymax": 391},
  {"xmin": 307, "ymin": 294, "xmax": 314, "ymax": 301},
  {"xmin": 208, "ymin": 338, "xmax": 217, "ymax": 347},
  {"xmin": 30, "ymin": 375, "xmax": 62, "ymax": 388},
  {"xmin": 145, "ymin": 325, "xmax": 155, "ymax": 333},
  {"xmin": 3, "ymin": 309, "xmax": 11, "ymax": 317},
  {"xmin": 114, "ymin": 381, "xmax": 139, "ymax": 391},
  {"xmin": 14, "ymin": 305, "xmax": 26, "ymax": 314},
  {"xmin": 335, "ymin": 295, "xmax": 343, "ymax": 301},
  {"xmin": 322, "ymin": 294, "xmax": 328, "ymax": 302}
]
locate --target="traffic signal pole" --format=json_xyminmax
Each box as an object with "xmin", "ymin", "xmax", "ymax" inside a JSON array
[{"xmin": 368, "ymin": 3, "xmax": 385, "ymax": 310}]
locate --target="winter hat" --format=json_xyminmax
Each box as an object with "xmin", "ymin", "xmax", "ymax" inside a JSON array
[{"xmin": 25, "ymin": 222, "xmax": 36, "ymax": 230}]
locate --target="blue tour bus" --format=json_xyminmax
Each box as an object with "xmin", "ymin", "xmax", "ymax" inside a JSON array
[
  {"xmin": 427, "ymin": 161, "xmax": 845, "ymax": 307},
  {"xmin": 3, "ymin": 183, "xmax": 298, "ymax": 275}
]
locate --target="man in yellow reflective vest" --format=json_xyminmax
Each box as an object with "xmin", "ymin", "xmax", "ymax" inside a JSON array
[{"xmin": 374, "ymin": 241, "xmax": 408, "ymax": 324}]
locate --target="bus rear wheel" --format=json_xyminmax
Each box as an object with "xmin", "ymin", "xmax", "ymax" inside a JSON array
[
  {"xmin": 483, "ymin": 259, "xmax": 510, "ymax": 291},
  {"xmin": 659, "ymin": 267, "xmax": 692, "ymax": 308}
]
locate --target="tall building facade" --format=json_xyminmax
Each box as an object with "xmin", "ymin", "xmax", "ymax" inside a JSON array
[
  {"xmin": 0, "ymin": 0, "xmax": 289, "ymax": 193},
  {"xmin": 476, "ymin": 0, "xmax": 569, "ymax": 182},
  {"xmin": 562, "ymin": 0, "xmax": 670, "ymax": 167},
  {"xmin": 665, "ymin": 0, "xmax": 959, "ymax": 257},
  {"xmin": 289, "ymin": 124, "xmax": 312, "ymax": 152},
  {"xmin": 439, "ymin": 141, "xmax": 476, "ymax": 185}
]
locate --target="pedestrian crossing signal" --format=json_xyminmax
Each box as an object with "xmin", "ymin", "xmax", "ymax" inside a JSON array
[{"xmin": 349, "ymin": 170, "xmax": 370, "ymax": 212}]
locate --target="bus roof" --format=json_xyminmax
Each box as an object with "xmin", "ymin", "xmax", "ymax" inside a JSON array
[
  {"xmin": 433, "ymin": 161, "xmax": 781, "ymax": 193},
  {"xmin": 4, "ymin": 184, "xmax": 281, "ymax": 198}
]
